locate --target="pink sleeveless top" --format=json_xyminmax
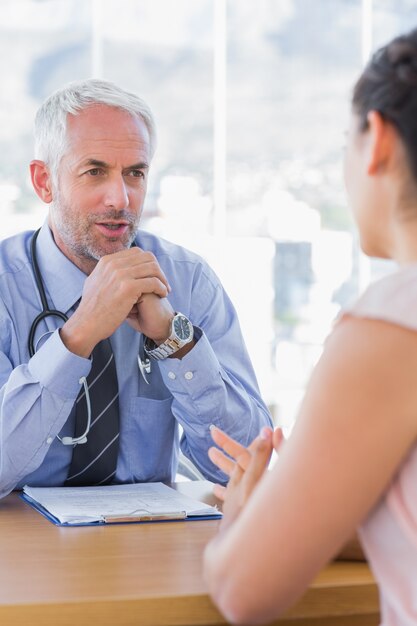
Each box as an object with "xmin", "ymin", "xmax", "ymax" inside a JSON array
[{"xmin": 342, "ymin": 263, "xmax": 417, "ymax": 625}]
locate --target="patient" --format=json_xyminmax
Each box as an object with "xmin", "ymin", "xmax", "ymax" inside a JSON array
[{"xmin": 204, "ymin": 27, "xmax": 417, "ymax": 625}]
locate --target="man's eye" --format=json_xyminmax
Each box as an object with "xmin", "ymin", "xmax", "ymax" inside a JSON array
[
  {"xmin": 87, "ymin": 168, "xmax": 103, "ymax": 176},
  {"xmin": 128, "ymin": 170, "xmax": 145, "ymax": 178}
]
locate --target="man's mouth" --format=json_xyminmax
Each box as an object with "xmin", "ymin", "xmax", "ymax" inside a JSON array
[
  {"xmin": 101, "ymin": 223, "xmax": 126, "ymax": 230},
  {"xmin": 95, "ymin": 221, "xmax": 130, "ymax": 236}
]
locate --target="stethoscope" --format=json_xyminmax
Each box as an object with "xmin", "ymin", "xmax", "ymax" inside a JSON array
[
  {"xmin": 28, "ymin": 228, "xmax": 152, "ymax": 446},
  {"xmin": 28, "ymin": 229, "xmax": 68, "ymax": 358}
]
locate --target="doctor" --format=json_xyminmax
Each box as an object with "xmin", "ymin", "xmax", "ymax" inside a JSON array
[{"xmin": 0, "ymin": 78, "xmax": 272, "ymax": 498}]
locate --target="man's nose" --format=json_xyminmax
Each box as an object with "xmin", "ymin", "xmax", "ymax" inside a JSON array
[{"xmin": 103, "ymin": 175, "xmax": 129, "ymax": 210}]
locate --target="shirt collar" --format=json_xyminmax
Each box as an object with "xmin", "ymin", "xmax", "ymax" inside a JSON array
[{"xmin": 35, "ymin": 221, "xmax": 86, "ymax": 315}]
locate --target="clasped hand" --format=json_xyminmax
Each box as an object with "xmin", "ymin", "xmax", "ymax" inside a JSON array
[
  {"xmin": 209, "ymin": 425, "xmax": 283, "ymax": 529},
  {"xmin": 61, "ymin": 247, "xmax": 175, "ymax": 357}
]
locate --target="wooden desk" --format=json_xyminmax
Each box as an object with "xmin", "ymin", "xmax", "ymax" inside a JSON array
[{"xmin": 0, "ymin": 481, "xmax": 379, "ymax": 626}]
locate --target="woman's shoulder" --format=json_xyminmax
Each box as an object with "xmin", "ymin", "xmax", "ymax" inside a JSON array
[{"xmin": 341, "ymin": 263, "xmax": 417, "ymax": 332}]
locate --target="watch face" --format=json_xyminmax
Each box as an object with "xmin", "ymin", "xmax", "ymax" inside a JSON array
[{"xmin": 173, "ymin": 315, "xmax": 192, "ymax": 340}]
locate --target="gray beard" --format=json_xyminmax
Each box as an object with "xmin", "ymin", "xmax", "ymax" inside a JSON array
[{"xmin": 51, "ymin": 196, "xmax": 139, "ymax": 263}]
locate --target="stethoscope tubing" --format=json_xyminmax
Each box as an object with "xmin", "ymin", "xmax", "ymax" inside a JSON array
[
  {"xmin": 28, "ymin": 229, "xmax": 89, "ymax": 445},
  {"xmin": 28, "ymin": 229, "xmax": 68, "ymax": 357},
  {"xmin": 27, "ymin": 229, "xmax": 151, "ymax": 446}
]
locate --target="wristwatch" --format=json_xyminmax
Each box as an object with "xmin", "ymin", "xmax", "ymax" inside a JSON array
[{"xmin": 143, "ymin": 312, "xmax": 194, "ymax": 360}]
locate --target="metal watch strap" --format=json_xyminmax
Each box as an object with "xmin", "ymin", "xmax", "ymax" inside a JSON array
[
  {"xmin": 143, "ymin": 313, "xmax": 194, "ymax": 361},
  {"xmin": 144, "ymin": 336, "xmax": 185, "ymax": 360}
]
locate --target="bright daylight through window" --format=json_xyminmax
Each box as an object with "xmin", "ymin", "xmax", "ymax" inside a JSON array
[{"xmin": 0, "ymin": 0, "xmax": 416, "ymax": 431}]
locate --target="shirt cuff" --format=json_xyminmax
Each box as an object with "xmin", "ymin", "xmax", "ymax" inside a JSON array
[
  {"xmin": 158, "ymin": 327, "xmax": 220, "ymax": 396},
  {"xmin": 28, "ymin": 329, "xmax": 91, "ymax": 399}
]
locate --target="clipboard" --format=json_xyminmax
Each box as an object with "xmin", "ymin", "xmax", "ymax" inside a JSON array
[{"xmin": 20, "ymin": 482, "xmax": 222, "ymax": 527}]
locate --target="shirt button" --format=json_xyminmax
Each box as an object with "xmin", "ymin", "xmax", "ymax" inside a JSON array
[
  {"xmin": 46, "ymin": 437, "xmax": 53, "ymax": 444},
  {"xmin": 168, "ymin": 371, "xmax": 176, "ymax": 380},
  {"xmin": 184, "ymin": 371, "xmax": 193, "ymax": 380}
]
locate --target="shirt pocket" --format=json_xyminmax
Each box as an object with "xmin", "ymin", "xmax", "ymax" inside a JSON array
[{"xmin": 126, "ymin": 396, "xmax": 176, "ymax": 481}]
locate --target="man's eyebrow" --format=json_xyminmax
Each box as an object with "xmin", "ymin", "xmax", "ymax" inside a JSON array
[
  {"xmin": 84, "ymin": 159, "xmax": 109, "ymax": 168},
  {"xmin": 82, "ymin": 159, "xmax": 149, "ymax": 169},
  {"xmin": 124, "ymin": 162, "xmax": 149, "ymax": 170}
]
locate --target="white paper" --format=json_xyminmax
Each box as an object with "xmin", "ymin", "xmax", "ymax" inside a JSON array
[{"xmin": 23, "ymin": 482, "xmax": 220, "ymax": 524}]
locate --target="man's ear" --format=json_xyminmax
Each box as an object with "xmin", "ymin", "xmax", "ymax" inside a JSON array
[
  {"xmin": 366, "ymin": 110, "xmax": 397, "ymax": 176},
  {"xmin": 30, "ymin": 160, "xmax": 54, "ymax": 203}
]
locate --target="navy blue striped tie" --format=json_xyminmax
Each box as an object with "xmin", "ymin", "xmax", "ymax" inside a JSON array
[{"xmin": 65, "ymin": 338, "xmax": 120, "ymax": 486}]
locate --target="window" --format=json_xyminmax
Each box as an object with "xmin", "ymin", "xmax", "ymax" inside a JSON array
[{"xmin": 0, "ymin": 0, "xmax": 412, "ymax": 430}]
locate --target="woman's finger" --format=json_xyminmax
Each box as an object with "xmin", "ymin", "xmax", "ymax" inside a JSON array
[
  {"xmin": 212, "ymin": 483, "xmax": 227, "ymax": 501},
  {"xmin": 208, "ymin": 446, "xmax": 236, "ymax": 476},
  {"xmin": 241, "ymin": 437, "xmax": 272, "ymax": 497},
  {"xmin": 210, "ymin": 425, "xmax": 249, "ymax": 461},
  {"xmin": 273, "ymin": 427, "xmax": 284, "ymax": 452},
  {"xmin": 210, "ymin": 425, "xmax": 274, "ymax": 471}
]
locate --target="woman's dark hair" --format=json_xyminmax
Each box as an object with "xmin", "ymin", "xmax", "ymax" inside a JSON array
[{"xmin": 353, "ymin": 28, "xmax": 417, "ymax": 180}]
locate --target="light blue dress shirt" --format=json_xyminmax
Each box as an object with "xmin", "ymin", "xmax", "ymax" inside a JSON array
[{"xmin": 0, "ymin": 223, "xmax": 272, "ymax": 498}]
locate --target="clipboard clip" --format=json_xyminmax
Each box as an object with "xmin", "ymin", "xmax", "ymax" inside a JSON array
[{"xmin": 103, "ymin": 510, "xmax": 187, "ymax": 523}]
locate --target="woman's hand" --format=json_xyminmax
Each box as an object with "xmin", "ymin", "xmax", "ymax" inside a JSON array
[{"xmin": 208, "ymin": 425, "xmax": 283, "ymax": 528}]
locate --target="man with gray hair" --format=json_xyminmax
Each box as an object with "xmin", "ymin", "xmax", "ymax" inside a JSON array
[{"xmin": 0, "ymin": 79, "xmax": 272, "ymax": 497}]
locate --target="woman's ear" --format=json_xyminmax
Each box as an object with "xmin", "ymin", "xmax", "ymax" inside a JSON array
[
  {"xmin": 366, "ymin": 110, "xmax": 397, "ymax": 176},
  {"xmin": 29, "ymin": 160, "xmax": 53, "ymax": 203}
]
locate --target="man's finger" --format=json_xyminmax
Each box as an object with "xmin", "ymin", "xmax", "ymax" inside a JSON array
[
  {"xmin": 100, "ymin": 248, "xmax": 171, "ymax": 291},
  {"xmin": 135, "ymin": 276, "xmax": 169, "ymax": 299}
]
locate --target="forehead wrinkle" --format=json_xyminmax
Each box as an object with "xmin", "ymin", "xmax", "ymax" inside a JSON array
[
  {"xmin": 68, "ymin": 135, "xmax": 150, "ymax": 152},
  {"xmin": 66, "ymin": 146, "xmax": 150, "ymax": 171},
  {"xmin": 63, "ymin": 107, "xmax": 151, "ymax": 168}
]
